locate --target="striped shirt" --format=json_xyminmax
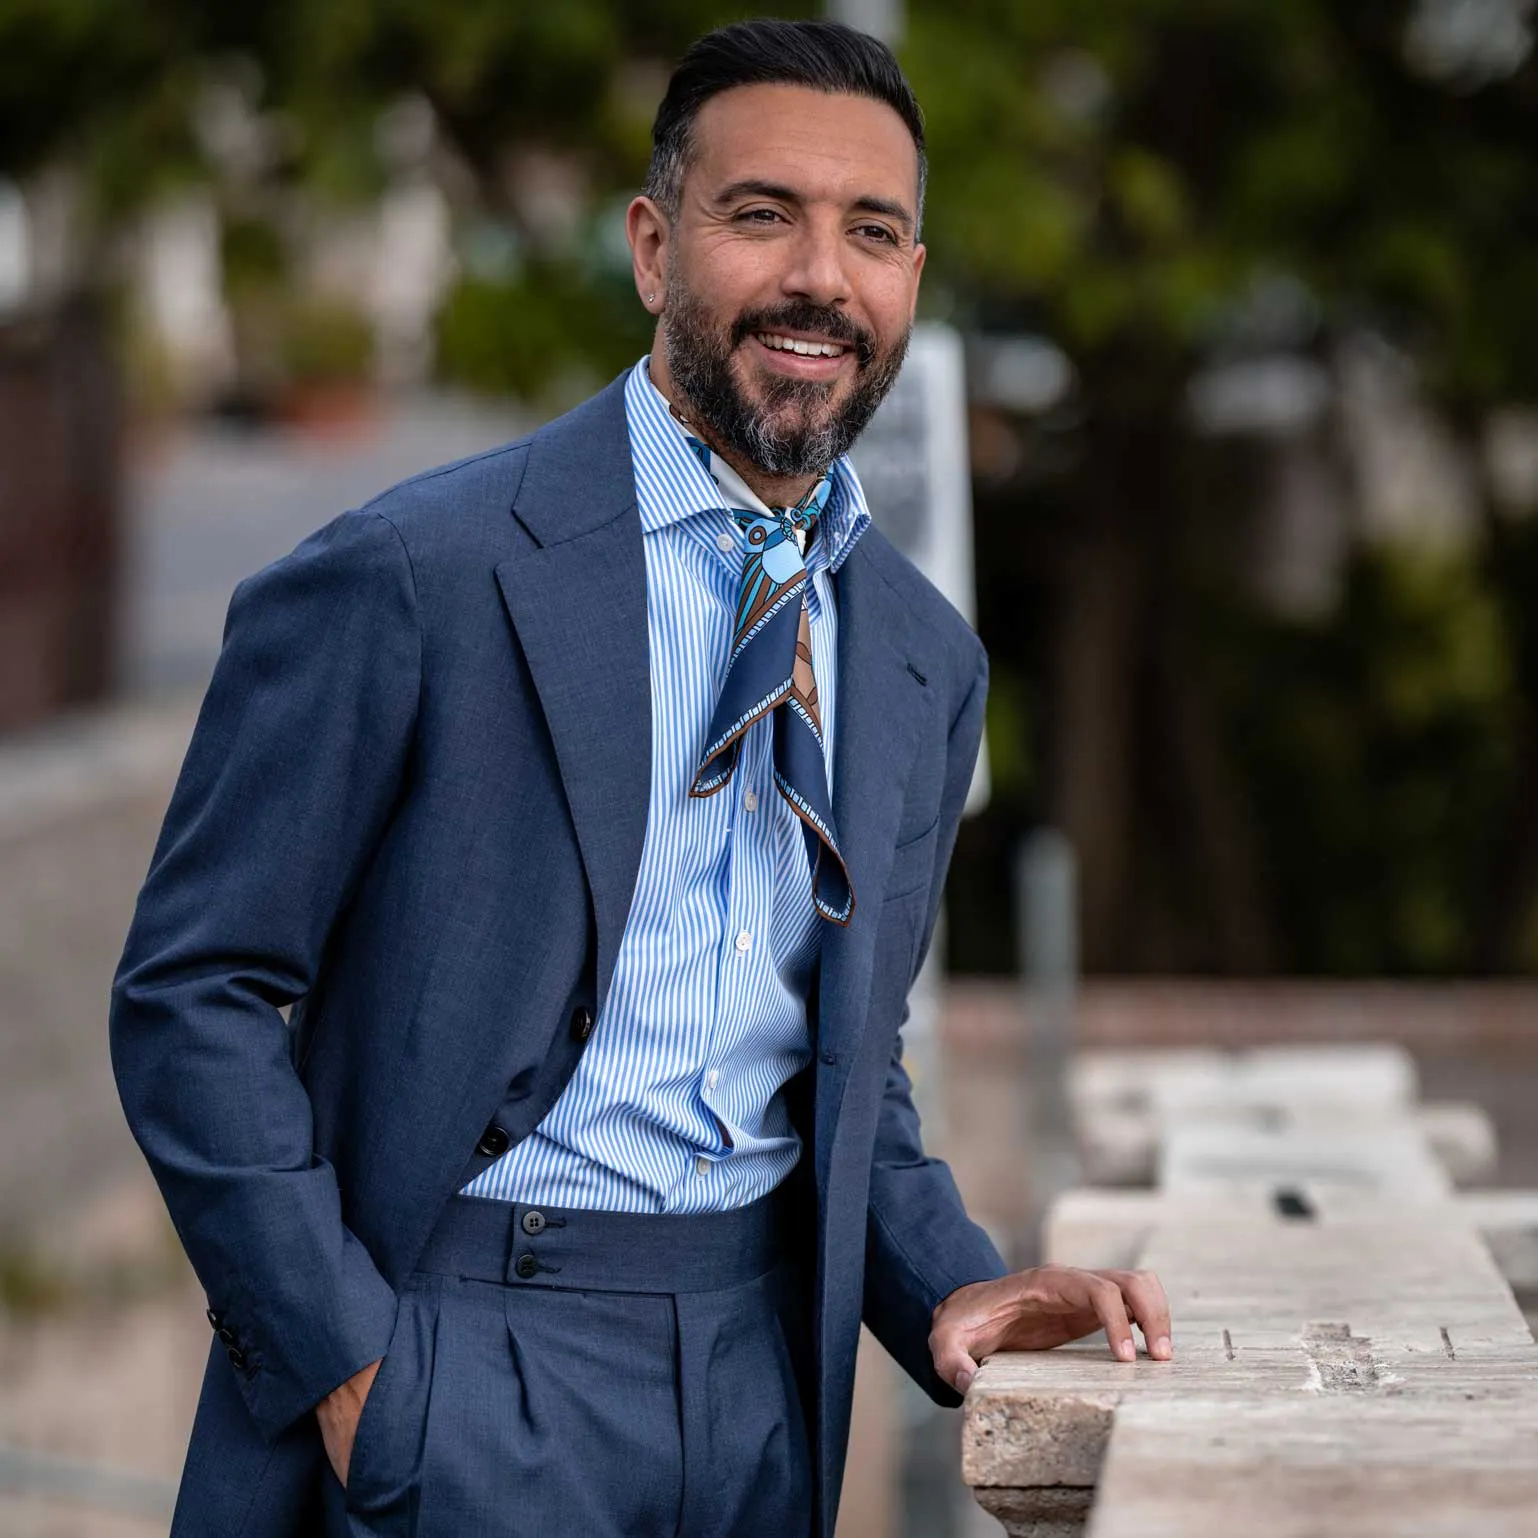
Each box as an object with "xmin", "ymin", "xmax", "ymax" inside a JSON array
[{"xmin": 464, "ymin": 357, "xmax": 872, "ymax": 1212}]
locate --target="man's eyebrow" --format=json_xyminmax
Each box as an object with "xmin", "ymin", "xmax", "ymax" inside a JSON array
[
  {"xmin": 713, "ymin": 179, "xmax": 915, "ymax": 232},
  {"xmin": 850, "ymin": 195, "xmax": 915, "ymax": 231},
  {"xmin": 713, "ymin": 178, "xmax": 801, "ymax": 206}
]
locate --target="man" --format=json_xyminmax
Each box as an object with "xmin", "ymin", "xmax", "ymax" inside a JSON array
[{"xmin": 112, "ymin": 19, "xmax": 1171, "ymax": 1538}]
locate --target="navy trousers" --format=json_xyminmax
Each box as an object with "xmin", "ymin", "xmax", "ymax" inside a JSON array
[{"xmin": 325, "ymin": 1193, "xmax": 814, "ymax": 1538}]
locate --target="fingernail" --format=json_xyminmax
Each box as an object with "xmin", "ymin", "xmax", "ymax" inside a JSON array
[
  {"xmin": 1155, "ymin": 1335, "xmax": 1171, "ymax": 1359},
  {"xmin": 956, "ymin": 1370, "xmax": 974, "ymax": 1394},
  {"xmin": 1116, "ymin": 1339, "xmax": 1135, "ymax": 1361}
]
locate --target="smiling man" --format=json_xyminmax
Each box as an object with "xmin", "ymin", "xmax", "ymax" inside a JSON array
[{"xmin": 111, "ymin": 19, "xmax": 1170, "ymax": 1538}]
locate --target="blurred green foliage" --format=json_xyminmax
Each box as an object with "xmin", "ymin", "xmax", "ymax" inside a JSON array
[
  {"xmin": 904, "ymin": 0, "xmax": 1538, "ymax": 412},
  {"xmin": 280, "ymin": 296, "xmax": 375, "ymax": 386},
  {"xmin": 1212, "ymin": 545, "xmax": 1516, "ymax": 974},
  {"xmin": 910, "ymin": 0, "xmax": 1538, "ymax": 973},
  {"xmin": 4, "ymin": 0, "xmax": 1537, "ymax": 972},
  {"xmin": 436, "ymin": 257, "xmax": 653, "ymax": 401}
]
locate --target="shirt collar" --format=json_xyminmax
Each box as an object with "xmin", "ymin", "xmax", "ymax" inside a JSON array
[{"xmin": 624, "ymin": 356, "xmax": 871, "ymax": 574}]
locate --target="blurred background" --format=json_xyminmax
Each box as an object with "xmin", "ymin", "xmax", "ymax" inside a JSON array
[{"xmin": 1, "ymin": 0, "xmax": 1536, "ymax": 1533}]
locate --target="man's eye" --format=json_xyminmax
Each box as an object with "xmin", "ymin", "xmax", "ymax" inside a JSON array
[
  {"xmin": 738, "ymin": 208, "xmax": 783, "ymax": 224},
  {"xmin": 856, "ymin": 224, "xmax": 898, "ymax": 244}
]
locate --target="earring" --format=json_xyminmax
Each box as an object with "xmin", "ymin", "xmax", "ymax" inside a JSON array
[{"xmin": 647, "ymin": 292, "xmax": 657, "ymax": 305}]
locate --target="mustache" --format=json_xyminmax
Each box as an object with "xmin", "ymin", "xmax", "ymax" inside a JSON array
[{"xmin": 730, "ymin": 303, "xmax": 877, "ymax": 370}]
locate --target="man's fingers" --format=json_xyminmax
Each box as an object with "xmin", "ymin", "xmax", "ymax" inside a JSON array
[
  {"xmin": 929, "ymin": 1322, "xmax": 981, "ymax": 1395},
  {"xmin": 928, "ymin": 1265, "xmax": 1174, "ymax": 1379},
  {"xmin": 1117, "ymin": 1269, "xmax": 1173, "ymax": 1360},
  {"xmin": 316, "ymin": 1356, "xmax": 382, "ymax": 1488},
  {"xmin": 1086, "ymin": 1275, "xmax": 1136, "ymax": 1362}
]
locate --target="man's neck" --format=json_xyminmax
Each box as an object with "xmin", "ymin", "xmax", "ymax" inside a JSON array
[
  {"xmin": 647, "ymin": 354, "xmax": 825, "ymax": 510},
  {"xmin": 686, "ymin": 422, "xmax": 822, "ymax": 511}
]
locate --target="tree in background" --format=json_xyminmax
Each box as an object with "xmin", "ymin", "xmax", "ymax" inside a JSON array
[{"xmin": 906, "ymin": 0, "xmax": 1538, "ymax": 975}]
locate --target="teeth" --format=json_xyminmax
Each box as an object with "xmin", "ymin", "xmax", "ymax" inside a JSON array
[{"xmin": 756, "ymin": 333, "xmax": 845, "ymax": 358}]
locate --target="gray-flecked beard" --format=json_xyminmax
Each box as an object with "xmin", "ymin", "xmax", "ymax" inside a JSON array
[{"xmin": 661, "ymin": 276, "xmax": 909, "ymax": 479}]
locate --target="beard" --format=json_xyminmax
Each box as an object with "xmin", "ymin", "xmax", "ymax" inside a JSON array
[{"xmin": 661, "ymin": 274, "xmax": 910, "ymax": 479}]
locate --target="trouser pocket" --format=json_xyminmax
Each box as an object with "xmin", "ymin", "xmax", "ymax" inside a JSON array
[{"xmin": 342, "ymin": 1277, "xmax": 440, "ymax": 1534}]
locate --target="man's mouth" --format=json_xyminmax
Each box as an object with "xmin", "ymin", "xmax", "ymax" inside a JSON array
[{"xmin": 753, "ymin": 332, "xmax": 851, "ymax": 359}]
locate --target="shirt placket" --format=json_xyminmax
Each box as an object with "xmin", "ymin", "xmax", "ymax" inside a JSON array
[{"xmin": 685, "ymin": 514, "xmax": 753, "ymax": 1200}]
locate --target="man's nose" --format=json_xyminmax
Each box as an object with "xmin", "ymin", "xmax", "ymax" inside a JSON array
[{"xmin": 780, "ymin": 220, "xmax": 852, "ymax": 307}]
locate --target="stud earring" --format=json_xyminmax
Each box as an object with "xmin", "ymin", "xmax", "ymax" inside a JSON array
[{"xmin": 646, "ymin": 292, "xmax": 657, "ymax": 305}]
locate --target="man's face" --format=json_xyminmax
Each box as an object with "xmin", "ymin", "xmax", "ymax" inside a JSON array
[{"xmin": 651, "ymin": 83, "xmax": 925, "ymax": 479}]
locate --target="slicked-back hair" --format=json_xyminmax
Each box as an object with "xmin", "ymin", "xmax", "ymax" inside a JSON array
[{"xmin": 644, "ymin": 18, "xmax": 926, "ymax": 235}]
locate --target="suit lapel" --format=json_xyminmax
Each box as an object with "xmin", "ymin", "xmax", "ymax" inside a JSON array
[
  {"xmin": 816, "ymin": 535, "xmax": 930, "ymax": 1068},
  {"xmin": 494, "ymin": 377, "xmax": 650, "ymax": 1013},
  {"xmin": 491, "ymin": 380, "xmax": 930, "ymax": 1060}
]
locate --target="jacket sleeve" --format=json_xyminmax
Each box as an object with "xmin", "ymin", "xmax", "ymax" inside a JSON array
[
  {"xmin": 109, "ymin": 508, "xmax": 419, "ymax": 1441},
  {"xmin": 862, "ymin": 645, "xmax": 1010, "ymax": 1406}
]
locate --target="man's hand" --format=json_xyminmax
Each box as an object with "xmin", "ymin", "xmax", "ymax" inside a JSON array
[
  {"xmin": 929, "ymin": 1266, "xmax": 1173, "ymax": 1395},
  {"xmin": 315, "ymin": 1358, "xmax": 382, "ymax": 1488}
]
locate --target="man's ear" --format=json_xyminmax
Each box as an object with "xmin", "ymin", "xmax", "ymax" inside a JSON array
[{"xmin": 627, "ymin": 195, "xmax": 669, "ymax": 313}]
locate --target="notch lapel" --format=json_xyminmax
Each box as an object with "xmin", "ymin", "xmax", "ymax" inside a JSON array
[
  {"xmin": 494, "ymin": 378, "xmax": 651, "ymax": 1014},
  {"xmin": 816, "ymin": 536, "xmax": 930, "ymax": 1073}
]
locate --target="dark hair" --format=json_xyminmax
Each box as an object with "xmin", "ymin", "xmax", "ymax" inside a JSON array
[{"xmin": 645, "ymin": 19, "xmax": 926, "ymax": 232}]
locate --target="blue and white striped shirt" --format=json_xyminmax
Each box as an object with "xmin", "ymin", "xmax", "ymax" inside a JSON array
[{"xmin": 464, "ymin": 358, "xmax": 872, "ymax": 1213}]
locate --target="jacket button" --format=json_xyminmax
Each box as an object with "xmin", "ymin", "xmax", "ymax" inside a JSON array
[
  {"xmin": 476, "ymin": 1124, "xmax": 510, "ymax": 1158},
  {"xmin": 216, "ymin": 1326, "xmax": 238, "ymax": 1347},
  {"xmin": 226, "ymin": 1344, "xmax": 249, "ymax": 1371},
  {"xmin": 514, "ymin": 1252, "xmax": 538, "ymax": 1279},
  {"xmin": 206, "ymin": 1307, "xmax": 225, "ymax": 1330},
  {"xmin": 570, "ymin": 1006, "xmax": 594, "ymax": 1042},
  {"xmin": 522, "ymin": 1210, "xmax": 546, "ymax": 1235}
]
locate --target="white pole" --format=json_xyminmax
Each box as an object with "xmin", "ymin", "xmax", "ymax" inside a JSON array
[
  {"xmin": 1017, "ymin": 829, "xmax": 1082, "ymax": 1252},
  {"xmin": 824, "ymin": 0, "xmax": 905, "ymax": 46}
]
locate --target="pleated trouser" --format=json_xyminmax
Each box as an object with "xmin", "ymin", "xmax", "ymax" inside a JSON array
[{"xmin": 326, "ymin": 1190, "xmax": 814, "ymax": 1538}]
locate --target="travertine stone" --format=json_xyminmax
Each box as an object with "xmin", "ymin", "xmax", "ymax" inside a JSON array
[
  {"xmin": 1070, "ymin": 1045, "xmax": 1417, "ymax": 1120},
  {"xmin": 1077, "ymin": 1103, "xmax": 1495, "ymax": 1187},
  {"xmin": 1159, "ymin": 1114, "xmax": 1452, "ymax": 1201},
  {"xmin": 1046, "ymin": 1186, "xmax": 1538, "ymax": 1288},
  {"xmin": 967, "ymin": 1215, "xmax": 1538, "ymax": 1521},
  {"xmin": 1087, "ymin": 1398, "xmax": 1538, "ymax": 1538},
  {"xmin": 1071, "ymin": 1044, "xmax": 1492, "ymax": 1190},
  {"xmin": 962, "ymin": 1389, "xmax": 1116, "ymax": 1489},
  {"xmin": 971, "ymin": 1062, "xmax": 1538, "ymax": 1534},
  {"xmin": 1457, "ymin": 1191, "xmax": 1538, "ymax": 1293},
  {"xmin": 973, "ymin": 1486, "xmax": 1094, "ymax": 1538},
  {"xmin": 1417, "ymin": 1101, "xmax": 1498, "ymax": 1183}
]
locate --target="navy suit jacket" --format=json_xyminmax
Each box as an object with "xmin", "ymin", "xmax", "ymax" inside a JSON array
[{"xmin": 111, "ymin": 374, "xmax": 1007, "ymax": 1537}]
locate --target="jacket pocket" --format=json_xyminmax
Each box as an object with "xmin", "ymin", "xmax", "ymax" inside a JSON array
[{"xmin": 883, "ymin": 818, "xmax": 940, "ymax": 904}]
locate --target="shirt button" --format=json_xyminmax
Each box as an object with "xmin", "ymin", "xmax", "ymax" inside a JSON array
[
  {"xmin": 716, "ymin": 531, "xmax": 736, "ymax": 553},
  {"xmin": 706, "ymin": 1069, "xmax": 719, "ymax": 1090},
  {"xmin": 734, "ymin": 930, "xmax": 752, "ymax": 955},
  {"xmin": 743, "ymin": 789, "xmax": 759, "ymax": 812},
  {"xmin": 695, "ymin": 1155, "xmax": 710, "ymax": 1176}
]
